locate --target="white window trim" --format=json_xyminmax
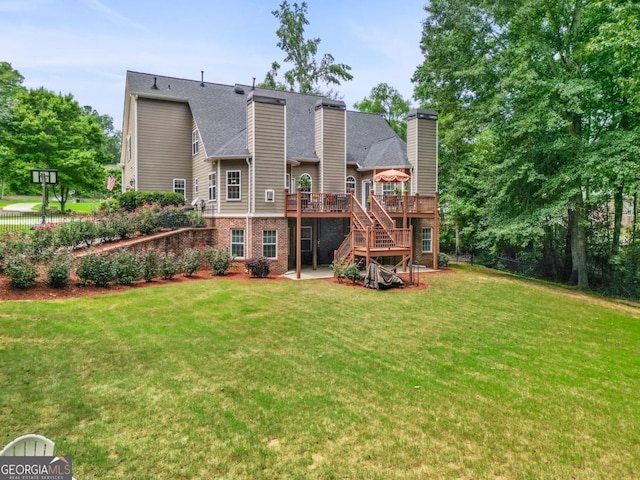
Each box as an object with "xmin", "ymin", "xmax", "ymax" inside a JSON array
[
  {"xmin": 265, "ymin": 189, "xmax": 275, "ymax": 202},
  {"xmin": 230, "ymin": 229, "xmax": 245, "ymax": 258},
  {"xmin": 173, "ymin": 178, "xmax": 186, "ymax": 199},
  {"xmin": 192, "ymin": 129, "xmax": 200, "ymax": 156},
  {"xmin": 346, "ymin": 175, "xmax": 356, "ymax": 194},
  {"xmin": 299, "ymin": 173, "xmax": 312, "ymax": 192},
  {"xmin": 208, "ymin": 173, "xmax": 216, "ymax": 202},
  {"xmin": 422, "ymin": 227, "xmax": 433, "ymax": 253},
  {"xmin": 227, "ymin": 170, "xmax": 241, "ymax": 201},
  {"xmin": 262, "ymin": 230, "xmax": 277, "ymax": 259}
]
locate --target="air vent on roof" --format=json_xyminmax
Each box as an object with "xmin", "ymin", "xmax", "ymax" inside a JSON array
[
  {"xmin": 200, "ymin": 70, "xmax": 205, "ymax": 87},
  {"xmin": 151, "ymin": 77, "xmax": 159, "ymax": 90},
  {"xmin": 234, "ymin": 85, "xmax": 245, "ymax": 95}
]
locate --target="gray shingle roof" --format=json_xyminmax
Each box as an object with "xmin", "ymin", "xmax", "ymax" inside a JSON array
[{"xmin": 125, "ymin": 71, "xmax": 408, "ymax": 167}]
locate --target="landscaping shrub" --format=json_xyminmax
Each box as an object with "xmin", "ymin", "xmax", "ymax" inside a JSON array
[
  {"xmin": 343, "ymin": 263, "xmax": 363, "ymax": 285},
  {"xmin": 118, "ymin": 191, "xmax": 185, "ymax": 211},
  {"xmin": 330, "ymin": 260, "xmax": 345, "ymax": 282},
  {"xmin": 159, "ymin": 252, "xmax": 181, "ymax": 280},
  {"xmin": 132, "ymin": 204, "xmax": 161, "ymax": 236},
  {"xmin": 245, "ymin": 256, "xmax": 270, "ymax": 278},
  {"xmin": 182, "ymin": 248, "xmax": 203, "ymax": 277},
  {"xmin": 55, "ymin": 219, "xmax": 98, "ymax": 249},
  {"xmin": 203, "ymin": 246, "xmax": 234, "ymax": 276},
  {"xmin": 142, "ymin": 248, "xmax": 161, "ymax": 282},
  {"xmin": 46, "ymin": 250, "xmax": 74, "ymax": 288},
  {"xmin": 438, "ymin": 252, "xmax": 450, "ymax": 269},
  {"xmin": 0, "ymin": 233, "xmax": 30, "ymax": 272},
  {"xmin": 97, "ymin": 197, "xmax": 120, "ymax": 214},
  {"xmin": 3, "ymin": 254, "xmax": 39, "ymax": 289},
  {"xmin": 30, "ymin": 224, "xmax": 57, "ymax": 260},
  {"xmin": 76, "ymin": 252, "xmax": 114, "ymax": 287},
  {"xmin": 158, "ymin": 206, "xmax": 190, "ymax": 230},
  {"xmin": 112, "ymin": 250, "xmax": 143, "ymax": 286},
  {"xmin": 100, "ymin": 212, "xmax": 137, "ymax": 241},
  {"xmin": 188, "ymin": 210, "xmax": 206, "ymax": 227}
]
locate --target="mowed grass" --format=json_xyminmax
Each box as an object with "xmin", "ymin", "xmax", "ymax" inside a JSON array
[{"xmin": 1, "ymin": 266, "xmax": 639, "ymax": 479}]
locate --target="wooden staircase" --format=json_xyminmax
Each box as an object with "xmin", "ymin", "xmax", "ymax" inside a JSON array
[{"xmin": 334, "ymin": 196, "xmax": 413, "ymax": 277}]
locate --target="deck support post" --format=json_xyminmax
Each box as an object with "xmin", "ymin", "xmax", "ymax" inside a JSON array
[{"xmin": 296, "ymin": 188, "xmax": 302, "ymax": 279}]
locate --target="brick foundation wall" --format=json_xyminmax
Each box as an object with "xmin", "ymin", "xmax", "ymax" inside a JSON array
[
  {"xmin": 92, "ymin": 228, "xmax": 216, "ymax": 257},
  {"xmin": 212, "ymin": 217, "xmax": 289, "ymax": 275}
]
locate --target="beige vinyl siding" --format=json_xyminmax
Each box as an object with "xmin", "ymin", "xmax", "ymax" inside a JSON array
[
  {"xmin": 406, "ymin": 119, "xmax": 417, "ymax": 195},
  {"xmin": 316, "ymin": 108, "xmax": 345, "ymax": 193},
  {"xmin": 191, "ymin": 120, "xmax": 212, "ymax": 205},
  {"xmin": 220, "ymin": 159, "xmax": 248, "ymax": 214},
  {"xmin": 137, "ymin": 98, "xmax": 192, "ymax": 199},
  {"xmin": 417, "ymin": 118, "xmax": 437, "ymax": 194},
  {"xmin": 252, "ymin": 101, "xmax": 285, "ymax": 215}
]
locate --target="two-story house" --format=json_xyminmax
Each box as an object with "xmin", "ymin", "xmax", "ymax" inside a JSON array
[{"xmin": 120, "ymin": 71, "xmax": 439, "ymax": 278}]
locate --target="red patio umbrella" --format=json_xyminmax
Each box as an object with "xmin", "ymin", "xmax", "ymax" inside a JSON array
[{"xmin": 373, "ymin": 169, "xmax": 410, "ymax": 183}]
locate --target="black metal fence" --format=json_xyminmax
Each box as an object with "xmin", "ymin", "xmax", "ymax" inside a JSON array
[{"xmin": 0, "ymin": 211, "xmax": 92, "ymax": 235}]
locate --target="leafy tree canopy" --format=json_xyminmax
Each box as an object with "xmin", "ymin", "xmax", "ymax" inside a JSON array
[
  {"xmin": 354, "ymin": 83, "xmax": 411, "ymax": 140},
  {"xmin": 260, "ymin": 1, "xmax": 353, "ymax": 95},
  {"xmin": 4, "ymin": 87, "xmax": 109, "ymax": 211}
]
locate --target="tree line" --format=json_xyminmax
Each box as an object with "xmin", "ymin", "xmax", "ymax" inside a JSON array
[
  {"xmin": 0, "ymin": 62, "xmax": 121, "ymax": 211},
  {"xmin": 412, "ymin": 0, "xmax": 639, "ymax": 297}
]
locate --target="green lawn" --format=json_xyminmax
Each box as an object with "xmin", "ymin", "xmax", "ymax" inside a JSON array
[{"xmin": 1, "ymin": 266, "xmax": 639, "ymax": 479}]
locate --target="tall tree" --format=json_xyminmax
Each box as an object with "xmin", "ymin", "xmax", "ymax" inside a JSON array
[
  {"xmin": 4, "ymin": 88, "xmax": 108, "ymax": 212},
  {"xmin": 414, "ymin": 0, "xmax": 640, "ymax": 289},
  {"xmin": 260, "ymin": 1, "xmax": 353, "ymax": 95},
  {"xmin": 354, "ymin": 83, "xmax": 411, "ymax": 140},
  {"xmin": 0, "ymin": 62, "xmax": 25, "ymax": 198}
]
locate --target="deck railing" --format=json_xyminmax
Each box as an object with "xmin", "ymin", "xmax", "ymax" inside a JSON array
[
  {"xmin": 350, "ymin": 227, "xmax": 413, "ymax": 250},
  {"xmin": 286, "ymin": 192, "xmax": 436, "ymax": 216}
]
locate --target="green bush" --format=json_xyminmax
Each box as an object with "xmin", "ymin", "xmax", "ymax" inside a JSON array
[
  {"xmin": 142, "ymin": 248, "xmax": 161, "ymax": 282},
  {"xmin": 0, "ymin": 233, "xmax": 30, "ymax": 272},
  {"xmin": 343, "ymin": 263, "xmax": 363, "ymax": 285},
  {"xmin": 132, "ymin": 204, "xmax": 161, "ymax": 236},
  {"xmin": 182, "ymin": 248, "xmax": 203, "ymax": 277},
  {"xmin": 99, "ymin": 212, "xmax": 136, "ymax": 241},
  {"xmin": 30, "ymin": 224, "xmax": 57, "ymax": 259},
  {"xmin": 438, "ymin": 252, "xmax": 450, "ymax": 269},
  {"xmin": 159, "ymin": 252, "xmax": 181, "ymax": 280},
  {"xmin": 97, "ymin": 198, "xmax": 120, "ymax": 214},
  {"xmin": 4, "ymin": 254, "xmax": 39, "ymax": 289},
  {"xmin": 46, "ymin": 250, "xmax": 74, "ymax": 288},
  {"xmin": 330, "ymin": 260, "xmax": 345, "ymax": 281},
  {"xmin": 188, "ymin": 210, "xmax": 206, "ymax": 227},
  {"xmin": 76, "ymin": 252, "xmax": 114, "ymax": 287},
  {"xmin": 55, "ymin": 219, "xmax": 98, "ymax": 249},
  {"xmin": 158, "ymin": 206, "xmax": 191, "ymax": 230},
  {"xmin": 203, "ymin": 246, "xmax": 234, "ymax": 276},
  {"xmin": 245, "ymin": 256, "xmax": 270, "ymax": 278},
  {"xmin": 112, "ymin": 250, "xmax": 143, "ymax": 286},
  {"xmin": 118, "ymin": 191, "xmax": 185, "ymax": 211}
]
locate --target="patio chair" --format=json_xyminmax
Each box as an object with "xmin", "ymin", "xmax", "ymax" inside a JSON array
[{"xmin": 0, "ymin": 434, "xmax": 55, "ymax": 456}]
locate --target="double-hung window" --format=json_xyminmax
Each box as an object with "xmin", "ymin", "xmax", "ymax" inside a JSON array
[
  {"xmin": 173, "ymin": 179, "xmax": 186, "ymax": 199},
  {"xmin": 421, "ymin": 227, "xmax": 433, "ymax": 253},
  {"xmin": 301, "ymin": 226, "xmax": 312, "ymax": 252},
  {"xmin": 208, "ymin": 173, "xmax": 216, "ymax": 201},
  {"xmin": 227, "ymin": 171, "xmax": 240, "ymax": 201},
  {"xmin": 263, "ymin": 230, "xmax": 277, "ymax": 259},
  {"xmin": 192, "ymin": 129, "xmax": 200, "ymax": 156},
  {"xmin": 231, "ymin": 229, "xmax": 245, "ymax": 258}
]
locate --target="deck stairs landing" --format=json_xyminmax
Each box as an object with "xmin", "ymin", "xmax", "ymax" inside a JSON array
[{"xmin": 334, "ymin": 196, "xmax": 412, "ymax": 273}]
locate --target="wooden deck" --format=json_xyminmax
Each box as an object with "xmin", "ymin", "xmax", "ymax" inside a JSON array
[{"xmin": 285, "ymin": 192, "xmax": 437, "ymax": 218}]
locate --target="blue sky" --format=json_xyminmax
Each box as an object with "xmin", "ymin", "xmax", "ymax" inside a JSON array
[{"xmin": 0, "ymin": 0, "xmax": 427, "ymax": 129}]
